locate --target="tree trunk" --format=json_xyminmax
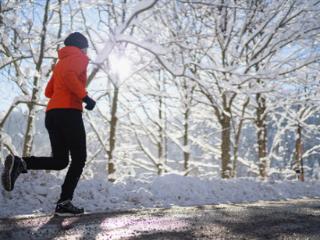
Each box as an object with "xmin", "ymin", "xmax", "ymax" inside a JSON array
[
  {"xmin": 23, "ymin": 103, "xmax": 37, "ymax": 157},
  {"xmin": 0, "ymin": 2, "xmax": 3, "ymax": 26},
  {"xmin": 232, "ymin": 145, "xmax": 238, "ymax": 178},
  {"xmin": 220, "ymin": 111, "xmax": 232, "ymax": 178},
  {"xmin": 22, "ymin": 0, "xmax": 50, "ymax": 157},
  {"xmin": 157, "ymin": 85, "xmax": 164, "ymax": 175},
  {"xmin": 294, "ymin": 124, "xmax": 304, "ymax": 181},
  {"xmin": 157, "ymin": 96, "xmax": 163, "ymax": 175},
  {"xmin": 156, "ymin": 71, "xmax": 168, "ymax": 175},
  {"xmin": 256, "ymin": 92, "xmax": 268, "ymax": 178},
  {"xmin": 231, "ymin": 97, "xmax": 250, "ymax": 178},
  {"xmin": 182, "ymin": 78, "xmax": 191, "ymax": 173},
  {"xmin": 107, "ymin": 86, "xmax": 119, "ymax": 182},
  {"xmin": 183, "ymin": 108, "xmax": 190, "ymax": 172}
]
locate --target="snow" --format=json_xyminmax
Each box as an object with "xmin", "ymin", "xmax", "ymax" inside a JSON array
[
  {"xmin": 94, "ymin": 0, "xmax": 158, "ymax": 65},
  {"xmin": 0, "ymin": 131, "xmax": 18, "ymax": 155},
  {"xmin": 94, "ymin": 39, "xmax": 115, "ymax": 65},
  {"xmin": 1, "ymin": 173, "xmax": 320, "ymax": 217},
  {"xmin": 117, "ymin": 35, "xmax": 167, "ymax": 56}
]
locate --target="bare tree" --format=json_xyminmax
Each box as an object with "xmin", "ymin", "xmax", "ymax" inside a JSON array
[
  {"xmin": 78, "ymin": 0, "xmax": 160, "ymax": 181},
  {"xmin": 23, "ymin": 0, "xmax": 52, "ymax": 157},
  {"xmin": 181, "ymin": 0, "xmax": 320, "ymax": 178},
  {"xmin": 124, "ymin": 68, "xmax": 170, "ymax": 175}
]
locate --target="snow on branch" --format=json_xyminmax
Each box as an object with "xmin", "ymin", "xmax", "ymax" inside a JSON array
[
  {"xmin": 279, "ymin": 56, "xmax": 320, "ymax": 76},
  {"xmin": 117, "ymin": 35, "xmax": 167, "ymax": 55},
  {"xmin": 178, "ymin": 0, "xmax": 265, "ymax": 11},
  {"xmin": 0, "ymin": 130, "xmax": 18, "ymax": 156},
  {"xmin": 94, "ymin": 39, "xmax": 115, "ymax": 65},
  {"xmin": 115, "ymin": 0, "xmax": 159, "ymax": 36},
  {"xmin": 116, "ymin": 35, "xmax": 185, "ymax": 76},
  {"xmin": 0, "ymin": 96, "xmax": 46, "ymax": 129},
  {"xmin": 303, "ymin": 145, "xmax": 320, "ymax": 159},
  {"xmin": 92, "ymin": 0, "xmax": 185, "ymax": 80},
  {"xmin": 94, "ymin": 0, "xmax": 158, "ymax": 65}
]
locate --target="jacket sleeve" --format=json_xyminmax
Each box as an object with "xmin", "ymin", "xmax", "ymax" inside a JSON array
[
  {"xmin": 62, "ymin": 57, "xmax": 88, "ymax": 100},
  {"xmin": 45, "ymin": 75, "xmax": 54, "ymax": 98}
]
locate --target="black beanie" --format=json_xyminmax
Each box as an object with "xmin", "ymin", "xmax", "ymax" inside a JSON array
[{"xmin": 64, "ymin": 32, "xmax": 89, "ymax": 49}]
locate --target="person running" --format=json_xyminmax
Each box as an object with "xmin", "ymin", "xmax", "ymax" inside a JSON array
[{"xmin": 1, "ymin": 32, "xmax": 96, "ymax": 216}]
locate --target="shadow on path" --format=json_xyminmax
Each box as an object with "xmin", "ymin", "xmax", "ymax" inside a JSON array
[{"xmin": 1, "ymin": 199, "xmax": 320, "ymax": 239}]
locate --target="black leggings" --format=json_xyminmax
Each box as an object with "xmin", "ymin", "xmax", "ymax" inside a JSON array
[{"xmin": 23, "ymin": 109, "xmax": 87, "ymax": 202}]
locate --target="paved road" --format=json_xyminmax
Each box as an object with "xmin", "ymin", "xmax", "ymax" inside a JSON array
[{"xmin": 1, "ymin": 199, "xmax": 320, "ymax": 239}]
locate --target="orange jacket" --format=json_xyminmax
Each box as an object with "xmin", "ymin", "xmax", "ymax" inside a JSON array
[{"xmin": 45, "ymin": 46, "xmax": 89, "ymax": 111}]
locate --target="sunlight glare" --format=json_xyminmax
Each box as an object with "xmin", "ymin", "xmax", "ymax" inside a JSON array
[{"xmin": 109, "ymin": 54, "xmax": 132, "ymax": 82}]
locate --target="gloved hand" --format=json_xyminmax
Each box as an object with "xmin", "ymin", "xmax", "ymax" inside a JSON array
[{"xmin": 82, "ymin": 95, "xmax": 96, "ymax": 110}]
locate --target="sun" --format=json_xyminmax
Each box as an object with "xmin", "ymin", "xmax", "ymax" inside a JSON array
[{"xmin": 109, "ymin": 53, "xmax": 132, "ymax": 82}]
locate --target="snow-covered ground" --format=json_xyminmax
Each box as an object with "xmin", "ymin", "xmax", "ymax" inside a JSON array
[{"xmin": 1, "ymin": 173, "xmax": 320, "ymax": 218}]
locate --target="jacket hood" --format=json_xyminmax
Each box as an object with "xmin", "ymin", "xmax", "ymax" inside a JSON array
[{"xmin": 58, "ymin": 46, "xmax": 88, "ymax": 60}]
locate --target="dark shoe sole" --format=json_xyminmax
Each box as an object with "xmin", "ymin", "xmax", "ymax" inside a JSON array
[
  {"xmin": 54, "ymin": 211, "xmax": 84, "ymax": 217},
  {"xmin": 1, "ymin": 155, "xmax": 14, "ymax": 191}
]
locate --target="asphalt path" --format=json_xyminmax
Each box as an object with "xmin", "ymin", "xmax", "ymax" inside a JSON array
[{"xmin": 1, "ymin": 198, "xmax": 320, "ymax": 239}]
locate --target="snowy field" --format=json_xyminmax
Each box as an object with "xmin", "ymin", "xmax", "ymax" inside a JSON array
[{"xmin": 1, "ymin": 173, "xmax": 320, "ymax": 218}]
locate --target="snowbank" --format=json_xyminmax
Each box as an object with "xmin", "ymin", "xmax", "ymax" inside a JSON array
[{"xmin": 1, "ymin": 173, "xmax": 319, "ymax": 217}]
